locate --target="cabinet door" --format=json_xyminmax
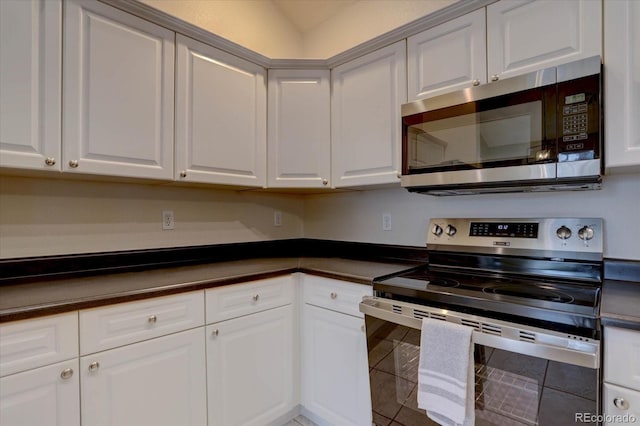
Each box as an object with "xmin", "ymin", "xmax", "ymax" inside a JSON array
[
  {"xmin": 604, "ymin": 0, "xmax": 640, "ymax": 173},
  {"xmin": 487, "ymin": 0, "xmax": 601, "ymax": 81},
  {"xmin": 331, "ymin": 41, "xmax": 406, "ymax": 188},
  {"xmin": 603, "ymin": 383, "xmax": 640, "ymax": 426},
  {"xmin": 268, "ymin": 69, "xmax": 331, "ymax": 188},
  {"xmin": 408, "ymin": 8, "xmax": 486, "ymax": 101},
  {"xmin": 301, "ymin": 304, "xmax": 371, "ymax": 426},
  {"xmin": 0, "ymin": 0, "xmax": 61, "ymax": 171},
  {"xmin": 207, "ymin": 305, "xmax": 294, "ymax": 426},
  {"xmin": 176, "ymin": 35, "xmax": 266, "ymax": 187},
  {"xmin": 63, "ymin": 0, "xmax": 174, "ymax": 180},
  {"xmin": 604, "ymin": 327, "xmax": 640, "ymax": 391},
  {"xmin": 0, "ymin": 359, "xmax": 80, "ymax": 426},
  {"xmin": 81, "ymin": 328, "xmax": 206, "ymax": 426}
]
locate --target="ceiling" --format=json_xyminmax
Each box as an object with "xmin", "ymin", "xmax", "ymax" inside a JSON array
[{"xmin": 271, "ymin": 0, "xmax": 358, "ymax": 33}]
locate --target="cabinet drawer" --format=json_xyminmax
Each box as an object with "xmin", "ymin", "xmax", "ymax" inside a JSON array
[
  {"xmin": 603, "ymin": 383, "xmax": 640, "ymax": 425},
  {"xmin": 0, "ymin": 312, "xmax": 78, "ymax": 377},
  {"xmin": 302, "ymin": 275, "xmax": 372, "ymax": 318},
  {"xmin": 605, "ymin": 327, "xmax": 640, "ymax": 391},
  {"xmin": 206, "ymin": 275, "xmax": 294, "ymax": 324},
  {"xmin": 80, "ymin": 291, "xmax": 204, "ymax": 355}
]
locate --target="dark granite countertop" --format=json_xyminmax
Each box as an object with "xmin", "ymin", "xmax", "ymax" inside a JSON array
[
  {"xmin": 0, "ymin": 257, "xmax": 416, "ymax": 323},
  {"xmin": 1, "ymin": 240, "xmax": 638, "ymax": 328}
]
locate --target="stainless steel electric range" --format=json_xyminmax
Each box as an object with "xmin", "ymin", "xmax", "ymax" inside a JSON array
[{"xmin": 360, "ymin": 218, "xmax": 603, "ymax": 426}]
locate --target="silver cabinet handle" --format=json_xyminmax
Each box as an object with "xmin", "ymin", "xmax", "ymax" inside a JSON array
[
  {"xmin": 252, "ymin": 294, "xmax": 259, "ymax": 302},
  {"xmin": 88, "ymin": 362, "xmax": 100, "ymax": 372},
  {"xmin": 361, "ymin": 325, "xmax": 365, "ymax": 332},
  {"xmin": 148, "ymin": 315, "xmax": 157, "ymax": 324},
  {"xmin": 69, "ymin": 160, "xmax": 79, "ymax": 168},
  {"xmin": 45, "ymin": 157, "xmax": 56, "ymax": 166},
  {"xmin": 397, "ymin": 173, "xmax": 402, "ymax": 179},
  {"xmin": 60, "ymin": 368, "xmax": 74, "ymax": 380},
  {"xmin": 212, "ymin": 329, "xmax": 219, "ymax": 337},
  {"xmin": 472, "ymin": 79, "xmax": 480, "ymax": 86},
  {"xmin": 180, "ymin": 170, "xmax": 187, "ymax": 178},
  {"xmin": 322, "ymin": 179, "xmax": 328, "ymax": 186},
  {"xmin": 614, "ymin": 397, "xmax": 630, "ymax": 410},
  {"xmin": 330, "ymin": 292, "xmax": 337, "ymax": 299},
  {"xmin": 491, "ymin": 74, "xmax": 499, "ymax": 82}
]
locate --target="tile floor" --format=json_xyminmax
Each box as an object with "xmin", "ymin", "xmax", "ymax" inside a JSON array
[{"xmin": 281, "ymin": 415, "xmax": 318, "ymax": 426}]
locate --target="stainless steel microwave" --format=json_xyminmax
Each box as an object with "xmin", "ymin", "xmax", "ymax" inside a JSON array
[{"xmin": 401, "ymin": 56, "xmax": 603, "ymax": 195}]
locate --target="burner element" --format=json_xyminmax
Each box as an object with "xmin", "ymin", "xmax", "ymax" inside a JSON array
[
  {"xmin": 426, "ymin": 278, "xmax": 459, "ymax": 288},
  {"xmin": 483, "ymin": 285, "xmax": 575, "ymax": 304}
]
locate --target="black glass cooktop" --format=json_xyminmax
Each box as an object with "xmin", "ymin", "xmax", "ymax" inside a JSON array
[{"xmin": 373, "ymin": 265, "xmax": 601, "ymax": 336}]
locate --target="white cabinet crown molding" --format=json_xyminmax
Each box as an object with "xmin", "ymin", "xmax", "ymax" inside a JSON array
[{"xmin": 98, "ymin": 0, "xmax": 496, "ymax": 69}]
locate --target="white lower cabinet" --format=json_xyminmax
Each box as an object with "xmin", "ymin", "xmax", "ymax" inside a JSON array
[
  {"xmin": 0, "ymin": 359, "xmax": 80, "ymax": 426},
  {"xmin": 0, "ymin": 312, "xmax": 80, "ymax": 426},
  {"xmin": 301, "ymin": 278, "xmax": 372, "ymax": 426},
  {"xmin": 206, "ymin": 305, "xmax": 295, "ymax": 426},
  {"xmin": 603, "ymin": 383, "xmax": 640, "ymax": 426},
  {"xmin": 81, "ymin": 327, "xmax": 207, "ymax": 426},
  {"xmin": 604, "ymin": 326, "xmax": 640, "ymax": 425}
]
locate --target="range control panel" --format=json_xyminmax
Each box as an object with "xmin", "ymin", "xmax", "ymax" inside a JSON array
[{"xmin": 427, "ymin": 218, "xmax": 603, "ymax": 259}]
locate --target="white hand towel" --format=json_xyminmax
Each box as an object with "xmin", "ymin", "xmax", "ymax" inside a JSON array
[{"xmin": 417, "ymin": 318, "xmax": 475, "ymax": 426}]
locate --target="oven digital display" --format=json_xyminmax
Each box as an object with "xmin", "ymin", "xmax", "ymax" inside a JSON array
[{"xmin": 470, "ymin": 222, "xmax": 538, "ymax": 238}]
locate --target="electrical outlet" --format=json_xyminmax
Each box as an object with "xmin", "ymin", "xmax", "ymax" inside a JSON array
[
  {"xmin": 382, "ymin": 213, "xmax": 392, "ymax": 231},
  {"xmin": 274, "ymin": 211, "xmax": 282, "ymax": 227},
  {"xmin": 162, "ymin": 210, "xmax": 175, "ymax": 230}
]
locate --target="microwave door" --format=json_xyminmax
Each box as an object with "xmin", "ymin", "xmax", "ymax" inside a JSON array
[{"xmin": 402, "ymin": 85, "xmax": 558, "ymax": 187}]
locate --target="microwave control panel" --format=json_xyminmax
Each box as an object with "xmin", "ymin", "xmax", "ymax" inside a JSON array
[{"xmin": 557, "ymin": 73, "xmax": 601, "ymax": 162}]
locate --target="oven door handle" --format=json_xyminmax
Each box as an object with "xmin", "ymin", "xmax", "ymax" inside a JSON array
[{"xmin": 359, "ymin": 297, "xmax": 600, "ymax": 369}]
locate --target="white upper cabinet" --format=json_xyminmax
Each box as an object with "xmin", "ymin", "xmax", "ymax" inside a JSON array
[
  {"xmin": 63, "ymin": 0, "xmax": 174, "ymax": 180},
  {"xmin": 487, "ymin": 0, "xmax": 602, "ymax": 82},
  {"xmin": 0, "ymin": 0, "xmax": 61, "ymax": 171},
  {"xmin": 408, "ymin": 8, "xmax": 486, "ymax": 101},
  {"xmin": 331, "ymin": 41, "xmax": 406, "ymax": 188},
  {"xmin": 604, "ymin": 0, "xmax": 640, "ymax": 173},
  {"xmin": 268, "ymin": 69, "xmax": 331, "ymax": 188},
  {"xmin": 176, "ymin": 35, "xmax": 267, "ymax": 187}
]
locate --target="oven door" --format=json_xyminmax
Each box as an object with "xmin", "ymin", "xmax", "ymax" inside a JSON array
[{"xmin": 360, "ymin": 297, "xmax": 601, "ymax": 426}]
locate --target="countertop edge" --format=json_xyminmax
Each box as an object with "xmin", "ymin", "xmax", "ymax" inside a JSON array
[{"xmin": 0, "ymin": 260, "xmax": 417, "ymax": 323}]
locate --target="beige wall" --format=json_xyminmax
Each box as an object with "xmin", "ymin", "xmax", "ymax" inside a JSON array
[
  {"xmin": 140, "ymin": 0, "xmax": 305, "ymax": 58},
  {"xmin": 0, "ymin": 176, "xmax": 304, "ymax": 258},
  {"xmin": 2, "ymin": 173, "xmax": 640, "ymax": 260},
  {"xmin": 302, "ymin": 0, "xmax": 456, "ymax": 59},
  {"xmin": 303, "ymin": 174, "xmax": 640, "ymax": 260},
  {"xmin": 139, "ymin": 0, "xmax": 455, "ymax": 59}
]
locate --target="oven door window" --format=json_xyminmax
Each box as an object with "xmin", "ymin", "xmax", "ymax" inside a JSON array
[
  {"xmin": 365, "ymin": 316, "xmax": 598, "ymax": 426},
  {"xmin": 403, "ymin": 88, "xmax": 556, "ymax": 174}
]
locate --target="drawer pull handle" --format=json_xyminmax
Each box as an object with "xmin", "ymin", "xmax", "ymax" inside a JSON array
[
  {"xmin": 361, "ymin": 325, "xmax": 365, "ymax": 332},
  {"xmin": 148, "ymin": 315, "xmax": 157, "ymax": 324},
  {"xmin": 212, "ymin": 329, "xmax": 219, "ymax": 337},
  {"xmin": 614, "ymin": 397, "xmax": 629, "ymax": 410},
  {"xmin": 45, "ymin": 157, "xmax": 56, "ymax": 166},
  {"xmin": 252, "ymin": 294, "xmax": 259, "ymax": 302},
  {"xmin": 88, "ymin": 362, "xmax": 100, "ymax": 372},
  {"xmin": 60, "ymin": 368, "xmax": 74, "ymax": 380},
  {"xmin": 69, "ymin": 159, "xmax": 79, "ymax": 168},
  {"xmin": 330, "ymin": 292, "xmax": 337, "ymax": 299}
]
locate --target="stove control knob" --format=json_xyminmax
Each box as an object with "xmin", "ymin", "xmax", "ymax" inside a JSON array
[
  {"xmin": 445, "ymin": 225, "xmax": 457, "ymax": 237},
  {"xmin": 556, "ymin": 226, "xmax": 572, "ymax": 240},
  {"xmin": 578, "ymin": 226, "xmax": 595, "ymax": 241},
  {"xmin": 431, "ymin": 224, "xmax": 443, "ymax": 237}
]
